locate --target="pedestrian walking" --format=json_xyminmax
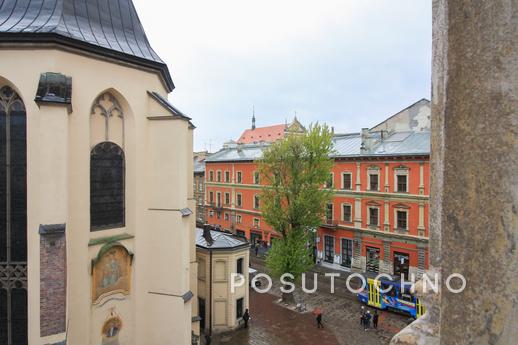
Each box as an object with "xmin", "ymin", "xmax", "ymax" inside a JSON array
[
  {"xmin": 316, "ymin": 312, "xmax": 324, "ymax": 329},
  {"xmin": 205, "ymin": 334, "xmax": 211, "ymax": 345},
  {"xmin": 243, "ymin": 308, "xmax": 250, "ymax": 328},
  {"xmin": 360, "ymin": 306, "xmax": 365, "ymax": 326},
  {"xmin": 364, "ymin": 310, "xmax": 372, "ymax": 331},
  {"xmin": 254, "ymin": 244, "xmax": 259, "ymax": 256},
  {"xmin": 373, "ymin": 310, "xmax": 379, "ymax": 329}
]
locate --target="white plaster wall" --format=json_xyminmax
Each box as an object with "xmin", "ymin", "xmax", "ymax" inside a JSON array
[{"xmin": 0, "ymin": 47, "xmax": 193, "ymax": 345}]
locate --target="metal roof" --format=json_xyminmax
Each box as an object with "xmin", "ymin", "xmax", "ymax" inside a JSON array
[
  {"xmin": 369, "ymin": 131, "xmax": 430, "ymax": 156},
  {"xmin": 195, "ymin": 228, "xmax": 249, "ymax": 250},
  {"xmin": 205, "ymin": 143, "xmax": 270, "ymax": 162},
  {"xmin": 194, "ymin": 158, "xmax": 205, "ymax": 173},
  {"xmin": 0, "ymin": 0, "xmax": 174, "ymax": 91},
  {"xmin": 331, "ymin": 133, "xmax": 362, "ymax": 156},
  {"xmin": 206, "ymin": 131, "xmax": 430, "ymax": 162}
]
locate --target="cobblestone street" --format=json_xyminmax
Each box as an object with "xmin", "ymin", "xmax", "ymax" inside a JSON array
[{"xmin": 210, "ymin": 255, "xmax": 410, "ymax": 345}]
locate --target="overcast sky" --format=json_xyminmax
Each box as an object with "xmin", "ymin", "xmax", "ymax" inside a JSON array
[{"xmin": 133, "ymin": 0, "xmax": 432, "ymax": 152}]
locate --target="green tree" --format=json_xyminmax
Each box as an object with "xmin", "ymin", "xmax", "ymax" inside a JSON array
[{"xmin": 260, "ymin": 123, "xmax": 334, "ymax": 303}]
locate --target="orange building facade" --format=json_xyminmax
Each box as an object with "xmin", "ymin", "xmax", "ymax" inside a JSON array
[{"xmin": 205, "ymin": 99, "xmax": 431, "ymax": 277}]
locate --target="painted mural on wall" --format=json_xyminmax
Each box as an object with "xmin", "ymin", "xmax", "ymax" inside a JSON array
[
  {"xmin": 101, "ymin": 316, "xmax": 122, "ymax": 345},
  {"xmin": 92, "ymin": 244, "xmax": 132, "ymax": 304}
]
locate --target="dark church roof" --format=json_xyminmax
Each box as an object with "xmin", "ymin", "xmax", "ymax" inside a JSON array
[{"xmin": 0, "ymin": 0, "xmax": 174, "ymax": 91}]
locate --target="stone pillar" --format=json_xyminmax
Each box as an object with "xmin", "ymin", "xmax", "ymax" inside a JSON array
[
  {"xmin": 32, "ymin": 102, "xmax": 69, "ymax": 344},
  {"xmin": 382, "ymin": 241, "xmax": 392, "ymax": 275},
  {"xmin": 392, "ymin": 1, "xmax": 518, "ymax": 344},
  {"xmin": 417, "ymin": 202, "xmax": 425, "ymax": 237},
  {"xmin": 352, "ymin": 232, "xmax": 363, "ymax": 271},
  {"xmin": 416, "ymin": 245, "xmax": 426, "ymax": 279},
  {"xmin": 435, "ymin": 0, "xmax": 518, "ymax": 343},
  {"xmin": 418, "ymin": 162, "xmax": 424, "ymax": 195},
  {"xmin": 384, "ymin": 162, "xmax": 390, "ymax": 192},
  {"xmin": 354, "ymin": 198, "xmax": 362, "ymax": 228},
  {"xmin": 355, "ymin": 162, "xmax": 361, "ymax": 191},
  {"xmin": 383, "ymin": 200, "xmax": 390, "ymax": 231}
]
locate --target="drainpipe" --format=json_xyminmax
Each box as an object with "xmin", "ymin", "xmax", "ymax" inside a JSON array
[{"xmin": 209, "ymin": 249, "xmax": 213, "ymax": 337}]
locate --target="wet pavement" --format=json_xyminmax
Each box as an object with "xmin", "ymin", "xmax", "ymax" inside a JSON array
[{"xmin": 209, "ymin": 256, "xmax": 410, "ymax": 345}]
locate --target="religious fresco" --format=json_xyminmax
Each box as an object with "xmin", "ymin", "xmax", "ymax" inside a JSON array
[
  {"xmin": 92, "ymin": 244, "xmax": 132, "ymax": 304},
  {"xmin": 101, "ymin": 316, "xmax": 122, "ymax": 345}
]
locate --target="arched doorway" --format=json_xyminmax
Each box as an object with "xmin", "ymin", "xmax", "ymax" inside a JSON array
[{"xmin": 0, "ymin": 85, "xmax": 28, "ymax": 345}]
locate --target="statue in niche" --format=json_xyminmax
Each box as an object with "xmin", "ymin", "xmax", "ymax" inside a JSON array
[{"xmin": 92, "ymin": 244, "xmax": 132, "ymax": 304}]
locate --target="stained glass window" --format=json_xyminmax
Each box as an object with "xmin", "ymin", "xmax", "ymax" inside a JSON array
[
  {"xmin": 90, "ymin": 142, "xmax": 125, "ymax": 230},
  {"xmin": 0, "ymin": 85, "xmax": 28, "ymax": 345}
]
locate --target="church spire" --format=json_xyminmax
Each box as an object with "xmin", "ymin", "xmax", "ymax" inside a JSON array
[{"xmin": 252, "ymin": 106, "xmax": 256, "ymax": 130}]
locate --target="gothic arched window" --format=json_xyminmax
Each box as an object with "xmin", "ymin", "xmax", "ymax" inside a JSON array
[
  {"xmin": 0, "ymin": 85, "xmax": 28, "ymax": 344},
  {"xmin": 90, "ymin": 142, "xmax": 125, "ymax": 230}
]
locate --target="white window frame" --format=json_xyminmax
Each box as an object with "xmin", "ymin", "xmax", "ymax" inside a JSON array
[
  {"xmin": 341, "ymin": 203, "xmax": 352, "ymax": 222},
  {"xmin": 340, "ymin": 237, "xmax": 353, "ymax": 268},
  {"xmin": 326, "ymin": 203, "xmax": 334, "ymax": 221},
  {"xmin": 216, "ymin": 192, "xmax": 221, "ymax": 207},
  {"xmin": 236, "ymin": 171, "xmax": 242, "ymax": 183},
  {"xmin": 237, "ymin": 215, "xmax": 242, "ymax": 223},
  {"xmin": 367, "ymin": 206, "xmax": 380, "ymax": 228},
  {"xmin": 253, "ymin": 171, "xmax": 260, "ymax": 184},
  {"xmin": 341, "ymin": 171, "xmax": 352, "ymax": 190},
  {"xmin": 394, "ymin": 208, "xmax": 409, "ymax": 231},
  {"xmin": 224, "ymin": 192, "xmax": 230, "ymax": 205},
  {"xmin": 224, "ymin": 212, "xmax": 229, "ymax": 221},
  {"xmin": 209, "ymin": 191, "xmax": 214, "ymax": 204},
  {"xmin": 225, "ymin": 170, "xmax": 230, "ymax": 183},
  {"xmin": 217, "ymin": 170, "xmax": 222, "ymax": 182},
  {"xmin": 253, "ymin": 218, "xmax": 260, "ymax": 228},
  {"xmin": 236, "ymin": 193, "xmax": 242, "ymax": 207},
  {"xmin": 367, "ymin": 168, "xmax": 380, "ymax": 191},
  {"xmin": 394, "ymin": 169, "xmax": 409, "ymax": 193},
  {"xmin": 209, "ymin": 170, "xmax": 214, "ymax": 182}
]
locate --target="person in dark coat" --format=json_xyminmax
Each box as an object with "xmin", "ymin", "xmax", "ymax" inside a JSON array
[
  {"xmin": 254, "ymin": 244, "xmax": 259, "ymax": 256},
  {"xmin": 316, "ymin": 312, "xmax": 324, "ymax": 329},
  {"xmin": 364, "ymin": 311, "xmax": 372, "ymax": 331},
  {"xmin": 205, "ymin": 334, "xmax": 211, "ymax": 345},
  {"xmin": 373, "ymin": 310, "xmax": 379, "ymax": 329},
  {"xmin": 243, "ymin": 309, "xmax": 250, "ymax": 328}
]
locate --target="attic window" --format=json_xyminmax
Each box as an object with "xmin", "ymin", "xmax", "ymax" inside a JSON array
[{"xmin": 35, "ymin": 72, "xmax": 72, "ymax": 105}]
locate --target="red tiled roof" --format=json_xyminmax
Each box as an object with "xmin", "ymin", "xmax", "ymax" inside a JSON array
[{"xmin": 237, "ymin": 124, "xmax": 287, "ymax": 144}]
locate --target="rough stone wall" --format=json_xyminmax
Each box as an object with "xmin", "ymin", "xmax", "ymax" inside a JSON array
[
  {"xmin": 392, "ymin": 1, "xmax": 518, "ymax": 344},
  {"xmin": 436, "ymin": 0, "xmax": 518, "ymax": 343},
  {"xmin": 40, "ymin": 232, "xmax": 67, "ymax": 337}
]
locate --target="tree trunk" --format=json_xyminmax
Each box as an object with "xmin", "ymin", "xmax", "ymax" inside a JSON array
[{"xmin": 282, "ymin": 291, "xmax": 296, "ymax": 305}]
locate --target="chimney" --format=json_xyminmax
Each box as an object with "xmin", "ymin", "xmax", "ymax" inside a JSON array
[
  {"xmin": 360, "ymin": 128, "xmax": 370, "ymax": 153},
  {"xmin": 203, "ymin": 224, "xmax": 214, "ymax": 246}
]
